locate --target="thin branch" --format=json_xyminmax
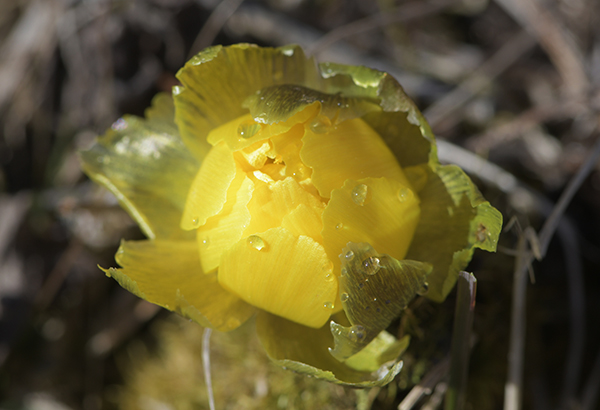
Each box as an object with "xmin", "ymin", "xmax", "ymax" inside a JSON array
[
  {"xmin": 581, "ymin": 347, "xmax": 600, "ymax": 410},
  {"xmin": 189, "ymin": 0, "xmax": 246, "ymax": 58},
  {"xmin": 504, "ymin": 236, "xmax": 529, "ymax": 410},
  {"xmin": 307, "ymin": 0, "xmax": 458, "ymax": 56},
  {"xmin": 445, "ymin": 272, "xmax": 477, "ymax": 410},
  {"xmin": 398, "ymin": 357, "xmax": 450, "ymax": 410},
  {"xmin": 423, "ymin": 29, "xmax": 536, "ymax": 129},
  {"xmin": 203, "ymin": 328, "xmax": 216, "ymax": 410},
  {"xmin": 493, "ymin": 0, "xmax": 590, "ymax": 96}
]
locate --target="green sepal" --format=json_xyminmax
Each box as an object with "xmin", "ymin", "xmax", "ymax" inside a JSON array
[
  {"xmin": 330, "ymin": 242, "xmax": 431, "ymax": 361},
  {"xmin": 79, "ymin": 93, "xmax": 199, "ymax": 241},
  {"xmin": 319, "ymin": 60, "xmax": 503, "ymax": 302},
  {"xmin": 243, "ymin": 84, "xmax": 380, "ymax": 125},
  {"xmin": 345, "ymin": 332, "xmax": 410, "ymax": 372},
  {"xmin": 403, "ymin": 164, "xmax": 502, "ymax": 302},
  {"xmin": 256, "ymin": 311, "xmax": 406, "ymax": 387}
]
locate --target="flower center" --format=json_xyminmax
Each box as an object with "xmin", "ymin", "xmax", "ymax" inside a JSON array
[{"xmin": 180, "ymin": 93, "xmax": 421, "ymax": 328}]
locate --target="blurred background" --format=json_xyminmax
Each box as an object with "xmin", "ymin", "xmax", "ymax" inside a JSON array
[{"xmin": 1, "ymin": 0, "xmax": 600, "ymax": 409}]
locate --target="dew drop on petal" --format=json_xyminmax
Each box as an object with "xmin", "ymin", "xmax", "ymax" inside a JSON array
[
  {"xmin": 344, "ymin": 250, "xmax": 354, "ymax": 261},
  {"xmin": 340, "ymin": 292, "xmax": 349, "ymax": 302},
  {"xmin": 246, "ymin": 235, "xmax": 266, "ymax": 251},
  {"xmin": 348, "ymin": 325, "xmax": 366, "ymax": 343},
  {"xmin": 362, "ymin": 256, "xmax": 381, "ymax": 275},
  {"xmin": 192, "ymin": 217, "xmax": 199, "ymax": 226},
  {"xmin": 397, "ymin": 187, "xmax": 410, "ymax": 202},
  {"xmin": 309, "ymin": 116, "xmax": 332, "ymax": 134},
  {"xmin": 323, "ymin": 301, "xmax": 334, "ymax": 310},
  {"xmin": 237, "ymin": 121, "xmax": 262, "ymax": 139},
  {"xmin": 335, "ymin": 222, "xmax": 344, "ymax": 230},
  {"xmin": 341, "ymin": 268, "xmax": 347, "ymax": 277},
  {"xmin": 325, "ymin": 272, "xmax": 334, "ymax": 282},
  {"xmin": 351, "ymin": 184, "xmax": 369, "ymax": 206},
  {"xmin": 416, "ymin": 282, "xmax": 429, "ymax": 296},
  {"xmin": 201, "ymin": 237, "xmax": 210, "ymax": 247}
]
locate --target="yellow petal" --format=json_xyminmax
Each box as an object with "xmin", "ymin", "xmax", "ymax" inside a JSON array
[
  {"xmin": 321, "ymin": 177, "xmax": 420, "ymax": 275},
  {"xmin": 270, "ymin": 124, "xmax": 313, "ymax": 182},
  {"xmin": 180, "ymin": 141, "xmax": 236, "ymax": 230},
  {"xmin": 197, "ymin": 168, "xmax": 254, "ymax": 273},
  {"xmin": 218, "ymin": 227, "xmax": 338, "ymax": 328},
  {"xmin": 281, "ymin": 203, "xmax": 324, "ymax": 243},
  {"xmin": 80, "ymin": 93, "xmax": 199, "ymax": 241},
  {"xmin": 244, "ymin": 176, "xmax": 324, "ymax": 237},
  {"xmin": 206, "ymin": 103, "xmax": 320, "ymax": 152},
  {"xmin": 301, "ymin": 118, "xmax": 412, "ymax": 198},
  {"xmin": 236, "ymin": 140, "xmax": 273, "ymax": 170},
  {"xmin": 106, "ymin": 239, "xmax": 255, "ymax": 331}
]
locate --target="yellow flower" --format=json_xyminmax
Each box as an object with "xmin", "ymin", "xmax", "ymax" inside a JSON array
[{"xmin": 80, "ymin": 44, "xmax": 502, "ymax": 386}]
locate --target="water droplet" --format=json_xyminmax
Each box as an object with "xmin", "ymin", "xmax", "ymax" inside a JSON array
[
  {"xmin": 348, "ymin": 325, "xmax": 366, "ymax": 343},
  {"xmin": 341, "ymin": 268, "xmax": 347, "ymax": 277},
  {"xmin": 416, "ymin": 282, "xmax": 429, "ymax": 296},
  {"xmin": 351, "ymin": 184, "xmax": 369, "ymax": 206},
  {"xmin": 201, "ymin": 237, "xmax": 210, "ymax": 247},
  {"xmin": 325, "ymin": 272, "xmax": 334, "ymax": 282},
  {"xmin": 362, "ymin": 256, "xmax": 381, "ymax": 275},
  {"xmin": 335, "ymin": 223, "xmax": 344, "ymax": 230},
  {"xmin": 237, "ymin": 121, "xmax": 262, "ymax": 139},
  {"xmin": 192, "ymin": 217, "xmax": 199, "ymax": 226},
  {"xmin": 309, "ymin": 116, "xmax": 332, "ymax": 134},
  {"xmin": 246, "ymin": 235, "xmax": 266, "ymax": 251},
  {"xmin": 340, "ymin": 292, "xmax": 349, "ymax": 302},
  {"xmin": 397, "ymin": 187, "xmax": 410, "ymax": 202},
  {"xmin": 344, "ymin": 251, "xmax": 354, "ymax": 261},
  {"xmin": 323, "ymin": 301, "xmax": 334, "ymax": 310}
]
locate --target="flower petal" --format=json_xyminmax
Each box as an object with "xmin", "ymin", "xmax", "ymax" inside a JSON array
[
  {"xmin": 256, "ymin": 311, "xmax": 405, "ymax": 386},
  {"xmin": 301, "ymin": 118, "xmax": 411, "ymax": 198},
  {"xmin": 174, "ymin": 44, "xmax": 322, "ymax": 160},
  {"xmin": 321, "ymin": 177, "xmax": 420, "ymax": 276},
  {"xmin": 218, "ymin": 227, "xmax": 337, "ymax": 329},
  {"xmin": 330, "ymin": 242, "xmax": 431, "ymax": 361},
  {"xmin": 180, "ymin": 141, "xmax": 236, "ymax": 230},
  {"xmin": 281, "ymin": 203, "xmax": 324, "ymax": 244},
  {"xmin": 80, "ymin": 93, "xmax": 199, "ymax": 241},
  {"xmin": 405, "ymin": 165, "xmax": 503, "ymax": 302},
  {"xmin": 244, "ymin": 177, "xmax": 324, "ymax": 237},
  {"xmin": 197, "ymin": 169, "xmax": 254, "ymax": 273},
  {"xmin": 106, "ymin": 239, "xmax": 255, "ymax": 331}
]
